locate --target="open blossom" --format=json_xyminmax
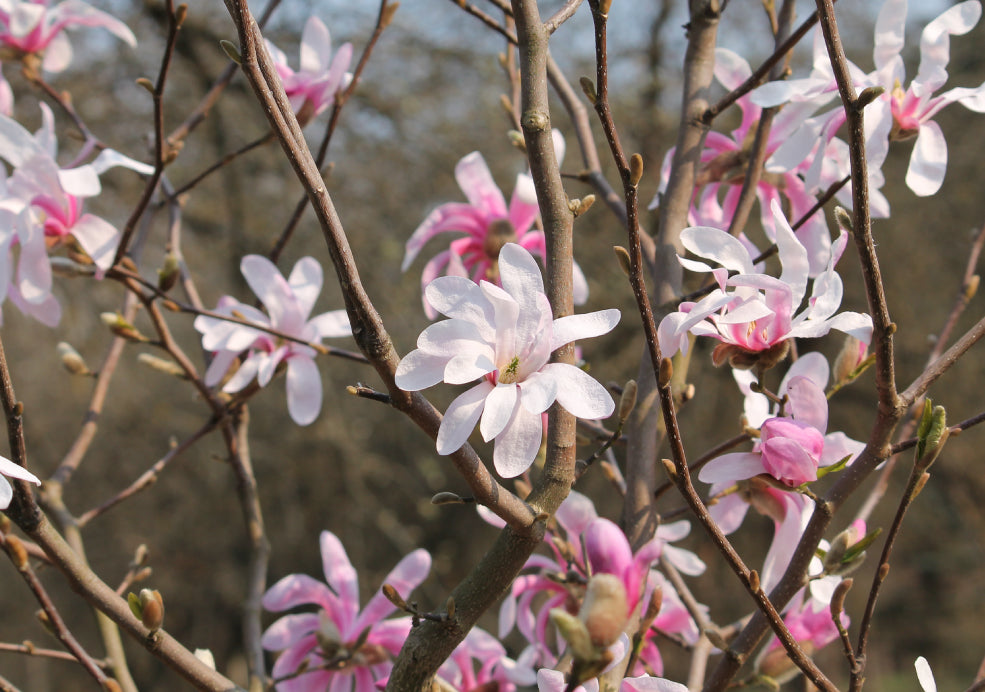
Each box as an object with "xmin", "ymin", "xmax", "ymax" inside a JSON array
[
  {"xmin": 402, "ymin": 143, "xmax": 588, "ymax": 318},
  {"xmin": 492, "ymin": 490, "xmax": 705, "ymax": 677},
  {"xmin": 266, "ymin": 16, "xmax": 353, "ymax": 124},
  {"xmin": 651, "ymin": 48, "xmax": 834, "ymax": 275},
  {"xmin": 194, "ymin": 255, "xmax": 351, "ymax": 426},
  {"xmin": 0, "ymin": 104, "xmax": 152, "ymax": 326},
  {"xmin": 657, "ymin": 200, "xmax": 872, "ymax": 369},
  {"xmin": 0, "ymin": 453, "xmax": 40, "ymax": 509},
  {"xmin": 262, "ymin": 531, "xmax": 430, "ymax": 692},
  {"xmin": 753, "ymin": 0, "xmax": 985, "ymax": 197},
  {"xmin": 0, "ymin": 0, "xmax": 136, "ymax": 73},
  {"xmin": 395, "ymin": 243, "xmax": 617, "ymax": 477}
]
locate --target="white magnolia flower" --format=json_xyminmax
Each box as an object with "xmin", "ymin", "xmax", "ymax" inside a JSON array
[
  {"xmin": 194, "ymin": 255, "xmax": 351, "ymax": 426},
  {"xmin": 396, "ymin": 243, "xmax": 618, "ymax": 478}
]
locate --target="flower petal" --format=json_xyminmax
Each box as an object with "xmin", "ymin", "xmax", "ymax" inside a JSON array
[
  {"xmin": 436, "ymin": 382, "xmax": 493, "ymax": 455},
  {"xmin": 492, "ymin": 406, "xmax": 543, "ymax": 478},
  {"xmin": 541, "ymin": 363, "xmax": 614, "ymax": 420},
  {"xmin": 286, "ymin": 355, "xmax": 322, "ymax": 425}
]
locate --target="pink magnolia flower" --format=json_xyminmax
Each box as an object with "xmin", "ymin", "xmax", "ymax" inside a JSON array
[
  {"xmin": 0, "ymin": 0, "xmax": 136, "ymax": 73},
  {"xmin": 266, "ymin": 16, "xmax": 353, "ymax": 124},
  {"xmin": 0, "ymin": 452, "xmax": 40, "ymax": 509},
  {"xmin": 537, "ymin": 669, "xmax": 687, "ymax": 692},
  {"xmin": 651, "ymin": 48, "xmax": 834, "ymax": 275},
  {"xmin": 395, "ymin": 243, "xmax": 618, "ymax": 478},
  {"xmin": 194, "ymin": 255, "xmax": 352, "ymax": 426},
  {"xmin": 402, "ymin": 144, "xmax": 588, "ymax": 318},
  {"xmin": 493, "ymin": 490, "xmax": 705, "ymax": 677},
  {"xmin": 262, "ymin": 531, "xmax": 431, "ymax": 692},
  {"xmin": 657, "ymin": 200, "xmax": 872, "ymax": 367},
  {"xmin": 434, "ymin": 627, "xmax": 526, "ymax": 692},
  {"xmin": 700, "ymin": 366, "xmax": 863, "ymax": 489},
  {"xmin": 755, "ymin": 588, "xmax": 847, "ymax": 684}
]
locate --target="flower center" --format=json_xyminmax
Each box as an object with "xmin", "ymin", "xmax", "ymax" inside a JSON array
[
  {"xmin": 483, "ymin": 218, "xmax": 518, "ymax": 262},
  {"xmin": 498, "ymin": 356, "xmax": 521, "ymax": 384}
]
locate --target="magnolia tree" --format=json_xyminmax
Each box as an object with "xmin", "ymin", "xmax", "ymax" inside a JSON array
[{"xmin": 0, "ymin": 0, "xmax": 982, "ymax": 690}]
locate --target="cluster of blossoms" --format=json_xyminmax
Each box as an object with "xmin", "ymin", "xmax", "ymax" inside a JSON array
[
  {"xmin": 479, "ymin": 489, "xmax": 706, "ymax": 677},
  {"xmin": 0, "ymin": 104, "xmax": 151, "ymax": 325},
  {"xmin": 395, "ymin": 242, "xmax": 618, "ymax": 478},
  {"xmin": 194, "ymin": 255, "xmax": 352, "ymax": 426},
  {"xmin": 265, "ymin": 16, "xmax": 353, "ymax": 125}
]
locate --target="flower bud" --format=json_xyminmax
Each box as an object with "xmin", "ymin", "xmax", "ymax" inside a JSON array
[
  {"xmin": 579, "ymin": 573, "xmax": 628, "ymax": 649},
  {"xmin": 4, "ymin": 534, "xmax": 28, "ymax": 570},
  {"xmin": 129, "ymin": 589, "xmax": 164, "ymax": 632},
  {"xmin": 220, "ymin": 40, "xmax": 241, "ymax": 64},
  {"xmin": 833, "ymin": 335, "xmax": 867, "ymax": 385},
  {"xmin": 550, "ymin": 608, "xmax": 595, "ymax": 661},
  {"xmin": 579, "ymin": 77, "xmax": 597, "ymax": 105},
  {"xmin": 618, "ymin": 379, "xmax": 638, "ymax": 423},
  {"xmin": 613, "ymin": 246, "xmax": 632, "ymax": 276},
  {"xmin": 57, "ymin": 342, "xmax": 91, "ymax": 376},
  {"xmin": 916, "ymin": 401, "xmax": 948, "ymax": 470},
  {"xmin": 157, "ymin": 253, "xmax": 181, "ymax": 292},
  {"xmin": 629, "ymin": 154, "xmax": 644, "ymax": 187},
  {"xmin": 101, "ymin": 313, "xmax": 148, "ymax": 342}
]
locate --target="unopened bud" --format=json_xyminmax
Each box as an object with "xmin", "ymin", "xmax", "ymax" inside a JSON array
[
  {"xmin": 613, "ymin": 246, "xmax": 632, "ymax": 276},
  {"xmin": 430, "ymin": 491, "xmax": 465, "ymax": 505},
  {"xmin": 629, "ymin": 154, "xmax": 644, "ymax": 187},
  {"xmin": 445, "ymin": 596, "xmax": 456, "ymax": 619},
  {"xmin": 550, "ymin": 608, "xmax": 594, "ymax": 660},
  {"xmin": 101, "ymin": 313, "xmax": 148, "ymax": 342},
  {"xmin": 856, "ymin": 85, "xmax": 885, "ymax": 109},
  {"xmin": 573, "ymin": 194, "xmax": 595, "ymax": 217},
  {"xmin": 507, "ymin": 130, "xmax": 526, "ymax": 151},
  {"xmin": 660, "ymin": 457, "xmax": 677, "ymax": 481},
  {"xmin": 597, "ymin": 0, "xmax": 613, "ymax": 17},
  {"xmin": 4, "ymin": 535, "xmax": 28, "ymax": 570},
  {"xmin": 138, "ymin": 589, "xmax": 164, "ymax": 631},
  {"xmin": 834, "ymin": 206, "xmax": 853, "ymax": 234},
  {"xmin": 137, "ymin": 354, "xmax": 187, "ymax": 379},
  {"xmin": 747, "ymin": 569, "xmax": 760, "ymax": 593},
  {"xmin": 135, "ymin": 78, "xmax": 155, "ymax": 94},
  {"xmin": 57, "ymin": 342, "xmax": 91, "ymax": 376},
  {"xmin": 579, "ymin": 77, "xmax": 597, "ymax": 105},
  {"xmin": 658, "ymin": 357, "xmax": 673, "ymax": 388},
  {"xmin": 618, "ymin": 379, "xmax": 638, "ymax": 423},
  {"xmin": 833, "ymin": 335, "xmax": 867, "ymax": 384},
  {"xmin": 915, "ymin": 402, "xmax": 948, "ymax": 470},
  {"xmin": 499, "ymin": 94, "xmax": 513, "ymax": 119},
  {"xmin": 830, "ymin": 578, "xmax": 853, "ymax": 621},
  {"xmin": 36, "ymin": 609, "xmax": 57, "ymax": 636},
  {"xmin": 579, "ymin": 573, "xmax": 628, "ymax": 649},
  {"xmin": 381, "ymin": 584, "xmax": 408, "ymax": 611},
  {"xmin": 157, "ymin": 253, "xmax": 180, "ymax": 292},
  {"xmin": 380, "ymin": 2, "xmax": 399, "ymax": 29},
  {"xmin": 219, "ymin": 40, "xmax": 241, "ymax": 64}
]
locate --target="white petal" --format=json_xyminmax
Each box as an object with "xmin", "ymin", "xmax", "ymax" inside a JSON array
[
  {"xmin": 550, "ymin": 309, "xmax": 620, "ymax": 350},
  {"xmin": 497, "ymin": 243, "xmax": 545, "ymax": 302},
  {"xmin": 436, "ymin": 382, "xmax": 493, "ymax": 455},
  {"xmin": 517, "ymin": 371, "xmax": 558, "ymax": 414},
  {"xmin": 0, "ymin": 455, "xmax": 41, "ymax": 484},
  {"xmin": 906, "ymin": 121, "xmax": 948, "ymax": 197},
  {"xmin": 492, "ymin": 406, "xmax": 543, "ymax": 478},
  {"xmin": 286, "ymin": 356, "xmax": 322, "ymax": 425},
  {"xmin": 395, "ymin": 349, "xmax": 448, "ymax": 391},
  {"xmin": 541, "ymin": 363, "xmax": 614, "ymax": 420},
  {"xmin": 681, "ymin": 226, "xmax": 755, "ymax": 274},
  {"xmin": 480, "ymin": 384, "xmax": 519, "ymax": 442},
  {"xmin": 915, "ymin": 657, "xmax": 937, "ymax": 692},
  {"xmin": 697, "ymin": 453, "xmax": 765, "ymax": 483}
]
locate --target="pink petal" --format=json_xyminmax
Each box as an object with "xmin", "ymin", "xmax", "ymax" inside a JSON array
[
  {"xmin": 287, "ymin": 257, "xmax": 323, "ymax": 320},
  {"xmin": 262, "ymin": 574, "xmax": 336, "ymax": 613},
  {"xmin": 319, "ymin": 531, "xmax": 360, "ymax": 632},
  {"xmin": 455, "ymin": 152, "xmax": 507, "ymax": 217},
  {"xmin": 261, "ymin": 612, "xmax": 320, "ymax": 650},
  {"xmin": 353, "ymin": 550, "xmax": 430, "ymax": 634}
]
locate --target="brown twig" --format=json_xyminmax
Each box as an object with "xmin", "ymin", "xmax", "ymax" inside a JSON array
[{"xmin": 113, "ymin": 0, "xmax": 184, "ymax": 266}]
